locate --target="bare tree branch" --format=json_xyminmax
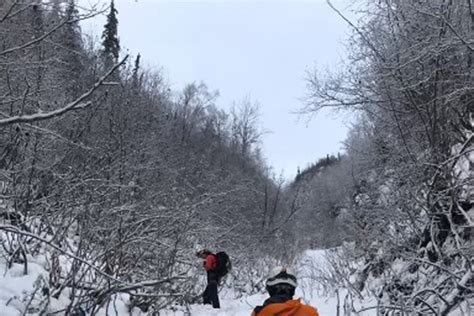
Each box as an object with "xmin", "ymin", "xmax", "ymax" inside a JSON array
[
  {"xmin": 0, "ymin": 11, "xmax": 105, "ymax": 57},
  {"xmin": 0, "ymin": 0, "xmax": 24, "ymax": 23},
  {"xmin": 326, "ymin": 0, "xmax": 386, "ymax": 62},
  {"xmin": 0, "ymin": 56, "xmax": 128, "ymax": 127}
]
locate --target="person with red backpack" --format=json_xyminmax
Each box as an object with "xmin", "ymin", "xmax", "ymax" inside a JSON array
[
  {"xmin": 251, "ymin": 267, "xmax": 319, "ymax": 316},
  {"xmin": 196, "ymin": 249, "xmax": 231, "ymax": 309}
]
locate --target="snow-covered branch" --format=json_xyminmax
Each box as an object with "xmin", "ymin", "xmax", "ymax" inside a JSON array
[
  {"xmin": 0, "ymin": 224, "xmax": 119, "ymax": 281},
  {"xmin": 0, "ymin": 56, "xmax": 128, "ymax": 127},
  {"xmin": 0, "ymin": 0, "xmax": 24, "ymax": 23},
  {"xmin": 0, "ymin": 11, "xmax": 104, "ymax": 56},
  {"xmin": 439, "ymin": 270, "xmax": 473, "ymax": 315},
  {"xmin": 103, "ymin": 276, "xmax": 187, "ymax": 294}
]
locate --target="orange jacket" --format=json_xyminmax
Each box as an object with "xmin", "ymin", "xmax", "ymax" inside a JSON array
[{"xmin": 251, "ymin": 299, "xmax": 319, "ymax": 316}]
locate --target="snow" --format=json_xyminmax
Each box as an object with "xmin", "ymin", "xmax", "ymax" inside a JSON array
[
  {"xmin": 1, "ymin": 246, "xmax": 468, "ymax": 315},
  {"xmin": 0, "ymin": 245, "xmax": 379, "ymax": 315},
  {"xmin": 452, "ymin": 142, "xmax": 474, "ymax": 201},
  {"xmin": 161, "ymin": 250, "xmax": 378, "ymax": 316},
  {"xmin": 161, "ymin": 290, "xmax": 376, "ymax": 316}
]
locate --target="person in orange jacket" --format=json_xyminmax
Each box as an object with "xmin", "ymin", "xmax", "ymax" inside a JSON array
[
  {"xmin": 251, "ymin": 267, "xmax": 319, "ymax": 316},
  {"xmin": 196, "ymin": 249, "xmax": 220, "ymax": 308}
]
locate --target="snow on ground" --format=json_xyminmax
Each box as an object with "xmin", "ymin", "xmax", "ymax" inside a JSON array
[
  {"xmin": 162, "ymin": 250, "xmax": 378, "ymax": 316},
  {"xmin": 5, "ymin": 248, "xmax": 468, "ymax": 315},
  {"xmin": 161, "ymin": 287, "xmax": 376, "ymax": 316},
  {"xmin": 1, "ymin": 247, "xmax": 378, "ymax": 315}
]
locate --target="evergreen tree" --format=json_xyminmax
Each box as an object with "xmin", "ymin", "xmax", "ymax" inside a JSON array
[
  {"xmin": 31, "ymin": 2, "xmax": 45, "ymax": 85},
  {"xmin": 131, "ymin": 53, "xmax": 141, "ymax": 91},
  {"xmin": 62, "ymin": 0, "xmax": 84, "ymax": 98},
  {"xmin": 101, "ymin": 0, "xmax": 120, "ymax": 67}
]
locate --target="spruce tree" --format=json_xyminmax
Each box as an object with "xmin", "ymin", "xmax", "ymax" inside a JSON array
[
  {"xmin": 131, "ymin": 53, "xmax": 141, "ymax": 91},
  {"xmin": 62, "ymin": 0, "xmax": 84, "ymax": 98},
  {"xmin": 101, "ymin": 0, "xmax": 120, "ymax": 67},
  {"xmin": 30, "ymin": 1, "xmax": 45, "ymax": 95}
]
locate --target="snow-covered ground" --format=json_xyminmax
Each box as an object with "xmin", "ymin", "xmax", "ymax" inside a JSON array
[
  {"xmin": 160, "ymin": 287, "xmax": 375, "ymax": 316},
  {"xmin": 3, "ymin": 248, "xmax": 469, "ymax": 315},
  {"xmin": 3, "ymin": 247, "xmax": 472, "ymax": 315},
  {"xmin": 161, "ymin": 250, "xmax": 377, "ymax": 316},
  {"xmin": 1, "ymin": 247, "xmax": 378, "ymax": 315}
]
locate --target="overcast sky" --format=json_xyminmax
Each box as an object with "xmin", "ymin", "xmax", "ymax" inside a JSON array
[{"xmin": 79, "ymin": 0, "xmax": 353, "ymax": 180}]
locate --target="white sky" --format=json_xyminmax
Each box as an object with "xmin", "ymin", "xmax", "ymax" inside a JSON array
[{"xmin": 79, "ymin": 0, "xmax": 354, "ymax": 180}]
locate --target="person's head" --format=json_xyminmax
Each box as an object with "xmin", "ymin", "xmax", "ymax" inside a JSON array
[
  {"xmin": 196, "ymin": 249, "xmax": 212, "ymax": 259},
  {"xmin": 265, "ymin": 267, "xmax": 297, "ymax": 297}
]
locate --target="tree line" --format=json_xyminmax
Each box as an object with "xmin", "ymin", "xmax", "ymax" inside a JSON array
[
  {"xmin": 292, "ymin": 0, "xmax": 473, "ymax": 314},
  {"xmin": 0, "ymin": 0, "xmax": 295, "ymax": 313}
]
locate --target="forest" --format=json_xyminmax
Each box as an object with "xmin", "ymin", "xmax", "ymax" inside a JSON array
[{"xmin": 0, "ymin": 0, "xmax": 472, "ymax": 315}]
